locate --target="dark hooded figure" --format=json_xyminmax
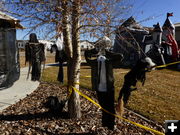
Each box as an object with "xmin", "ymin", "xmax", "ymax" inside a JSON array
[
  {"xmin": 117, "ymin": 57, "xmax": 156, "ymax": 105},
  {"xmin": 25, "ymin": 33, "xmax": 45, "ymax": 81},
  {"xmin": 116, "ymin": 57, "xmax": 156, "ymax": 116},
  {"xmin": 85, "ymin": 36, "xmax": 123, "ymax": 130},
  {"xmin": 50, "ymin": 44, "xmax": 67, "ymax": 83}
]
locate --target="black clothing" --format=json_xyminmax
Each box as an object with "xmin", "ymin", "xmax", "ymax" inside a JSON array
[
  {"xmin": 85, "ymin": 48, "xmax": 123, "ymax": 130},
  {"xmin": 118, "ymin": 58, "xmax": 150, "ymax": 105},
  {"xmin": 85, "ymin": 48, "xmax": 123, "ymax": 91},
  {"xmin": 97, "ymin": 91, "xmax": 115, "ymax": 130},
  {"xmin": 25, "ymin": 43, "xmax": 45, "ymax": 81},
  {"xmin": 29, "ymin": 33, "xmax": 39, "ymax": 43},
  {"xmin": 55, "ymin": 50, "xmax": 67, "ymax": 83}
]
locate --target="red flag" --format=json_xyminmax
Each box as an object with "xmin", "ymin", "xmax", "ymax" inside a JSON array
[{"xmin": 167, "ymin": 12, "xmax": 173, "ymax": 18}]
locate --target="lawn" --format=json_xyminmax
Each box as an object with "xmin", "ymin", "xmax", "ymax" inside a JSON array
[
  {"xmin": 19, "ymin": 50, "xmax": 180, "ymax": 124},
  {"xmin": 41, "ymin": 64, "xmax": 180, "ymax": 124}
]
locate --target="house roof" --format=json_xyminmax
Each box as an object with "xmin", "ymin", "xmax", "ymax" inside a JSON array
[
  {"xmin": 121, "ymin": 16, "xmax": 143, "ymax": 29},
  {"xmin": 0, "ymin": 11, "xmax": 24, "ymax": 29},
  {"xmin": 174, "ymin": 23, "xmax": 180, "ymax": 27}
]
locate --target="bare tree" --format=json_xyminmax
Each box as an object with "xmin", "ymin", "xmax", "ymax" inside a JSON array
[{"xmin": 1, "ymin": 0, "xmax": 132, "ymax": 118}]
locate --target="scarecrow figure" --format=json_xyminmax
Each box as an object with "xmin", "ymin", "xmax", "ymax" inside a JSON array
[
  {"xmin": 25, "ymin": 33, "xmax": 45, "ymax": 81},
  {"xmin": 85, "ymin": 36, "xmax": 123, "ymax": 130},
  {"xmin": 116, "ymin": 57, "xmax": 156, "ymax": 114},
  {"xmin": 50, "ymin": 36, "xmax": 67, "ymax": 83}
]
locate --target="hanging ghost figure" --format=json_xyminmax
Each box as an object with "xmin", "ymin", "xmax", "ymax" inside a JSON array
[
  {"xmin": 116, "ymin": 57, "xmax": 156, "ymax": 114},
  {"xmin": 85, "ymin": 36, "xmax": 123, "ymax": 130},
  {"xmin": 50, "ymin": 36, "xmax": 67, "ymax": 83},
  {"xmin": 25, "ymin": 33, "xmax": 45, "ymax": 81}
]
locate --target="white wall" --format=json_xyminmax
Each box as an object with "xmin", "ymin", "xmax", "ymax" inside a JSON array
[{"xmin": 80, "ymin": 41, "xmax": 94, "ymax": 50}]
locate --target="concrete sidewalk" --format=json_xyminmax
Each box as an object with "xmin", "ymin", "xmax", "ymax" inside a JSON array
[{"xmin": 0, "ymin": 67, "xmax": 40, "ymax": 112}]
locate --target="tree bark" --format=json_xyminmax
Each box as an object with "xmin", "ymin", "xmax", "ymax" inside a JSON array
[
  {"xmin": 61, "ymin": 0, "xmax": 73, "ymax": 83},
  {"xmin": 62, "ymin": 0, "xmax": 81, "ymax": 118},
  {"xmin": 68, "ymin": 0, "xmax": 81, "ymax": 118}
]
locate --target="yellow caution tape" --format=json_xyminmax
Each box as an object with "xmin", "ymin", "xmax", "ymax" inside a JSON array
[
  {"xmin": 81, "ymin": 76, "xmax": 91, "ymax": 78},
  {"xmin": 67, "ymin": 61, "xmax": 180, "ymax": 134},
  {"xmin": 155, "ymin": 61, "xmax": 180, "ymax": 69},
  {"xmin": 70, "ymin": 86, "xmax": 165, "ymax": 135},
  {"xmin": 66, "ymin": 82, "xmax": 80, "ymax": 99},
  {"xmin": 67, "ymin": 86, "xmax": 73, "ymax": 99}
]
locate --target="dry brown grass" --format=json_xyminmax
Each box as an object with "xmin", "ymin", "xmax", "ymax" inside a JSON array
[{"xmin": 126, "ymin": 69, "xmax": 180, "ymax": 123}]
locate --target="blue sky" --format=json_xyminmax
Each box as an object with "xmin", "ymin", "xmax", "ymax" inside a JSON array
[
  {"xmin": 16, "ymin": 0, "xmax": 180, "ymax": 40},
  {"xmin": 130, "ymin": 0, "xmax": 180, "ymax": 26}
]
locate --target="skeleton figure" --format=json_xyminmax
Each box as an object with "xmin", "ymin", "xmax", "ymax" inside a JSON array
[
  {"xmin": 25, "ymin": 33, "xmax": 45, "ymax": 81},
  {"xmin": 117, "ymin": 57, "xmax": 155, "ymax": 112},
  {"xmin": 85, "ymin": 36, "xmax": 123, "ymax": 130}
]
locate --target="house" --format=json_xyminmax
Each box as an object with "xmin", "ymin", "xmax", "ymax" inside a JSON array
[
  {"xmin": 17, "ymin": 39, "xmax": 54, "ymax": 51},
  {"xmin": 80, "ymin": 40, "xmax": 94, "ymax": 51},
  {"xmin": 174, "ymin": 23, "xmax": 180, "ymax": 44},
  {"xmin": 0, "ymin": 11, "xmax": 23, "ymax": 89},
  {"xmin": 39, "ymin": 40, "xmax": 55, "ymax": 51},
  {"xmin": 17, "ymin": 40, "xmax": 28, "ymax": 49},
  {"xmin": 113, "ymin": 14, "xmax": 180, "ymax": 68},
  {"xmin": 113, "ymin": 16, "xmax": 149, "ymax": 68}
]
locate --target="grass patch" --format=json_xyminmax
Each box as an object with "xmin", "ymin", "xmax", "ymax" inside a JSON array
[
  {"xmin": 41, "ymin": 64, "xmax": 180, "ymax": 124},
  {"xmin": 127, "ymin": 69, "xmax": 180, "ymax": 123}
]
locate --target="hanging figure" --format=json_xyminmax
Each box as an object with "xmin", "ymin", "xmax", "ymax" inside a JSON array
[
  {"xmin": 50, "ymin": 36, "xmax": 67, "ymax": 83},
  {"xmin": 85, "ymin": 36, "xmax": 123, "ymax": 130},
  {"xmin": 116, "ymin": 57, "xmax": 156, "ymax": 114},
  {"xmin": 25, "ymin": 33, "xmax": 45, "ymax": 81}
]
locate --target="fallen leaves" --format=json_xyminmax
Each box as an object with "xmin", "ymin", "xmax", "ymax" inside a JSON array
[{"xmin": 0, "ymin": 82, "xmax": 164, "ymax": 134}]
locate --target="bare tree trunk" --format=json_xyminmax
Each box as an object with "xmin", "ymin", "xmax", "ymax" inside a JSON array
[
  {"xmin": 68, "ymin": 0, "xmax": 81, "ymax": 118},
  {"xmin": 61, "ymin": 0, "xmax": 73, "ymax": 83},
  {"xmin": 62, "ymin": 0, "xmax": 81, "ymax": 118},
  {"xmin": 61, "ymin": 1, "xmax": 72, "ymax": 56}
]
